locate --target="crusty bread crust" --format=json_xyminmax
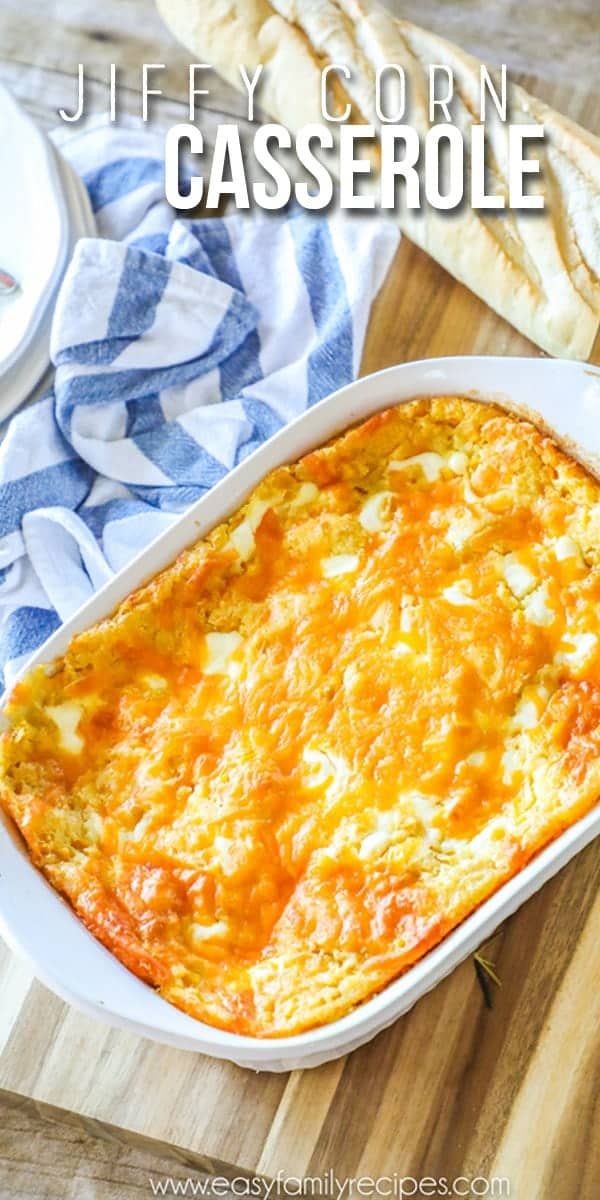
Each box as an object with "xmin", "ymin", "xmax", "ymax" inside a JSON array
[{"xmin": 157, "ymin": 0, "xmax": 600, "ymax": 359}]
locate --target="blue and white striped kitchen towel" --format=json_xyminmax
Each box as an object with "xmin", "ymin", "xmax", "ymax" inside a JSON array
[{"xmin": 0, "ymin": 118, "xmax": 399, "ymax": 691}]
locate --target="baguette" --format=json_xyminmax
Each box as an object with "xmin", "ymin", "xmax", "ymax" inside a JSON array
[{"xmin": 157, "ymin": 0, "xmax": 600, "ymax": 359}]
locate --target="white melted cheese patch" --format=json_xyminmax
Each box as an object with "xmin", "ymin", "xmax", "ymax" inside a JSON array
[
  {"xmin": 501, "ymin": 744, "xmax": 523, "ymax": 786},
  {"xmin": 469, "ymin": 818, "xmax": 507, "ymax": 859},
  {"xmin": 465, "ymin": 750, "xmax": 486, "ymax": 768},
  {"xmin": 359, "ymin": 829, "xmax": 394, "ymax": 859},
  {"xmin": 321, "ymin": 554, "xmax": 359, "ymax": 578},
  {"xmin": 400, "ymin": 597, "xmax": 421, "ymax": 632},
  {"xmin": 510, "ymin": 684, "xmax": 549, "ymax": 733},
  {"xmin": 501, "ymin": 554, "xmax": 536, "ymax": 599},
  {"xmin": 358, "ymin": 794, "xmax": 440, "ymax": 860},
  {"xmin": 46, "ymin": 702, "xmax": 85, "ymax": 755},
  {"xmin": 369, "ymin": 602, "xmax": 391, "ymax": 631},
  {"xmin": 302, "ymin": 746, "xmax": 351, "ymax": 799},
  {"xmin": 556, "ymin": 631, "xmax": 598, "ymax": 671},
  {"xmin": 359, "ymin": 490, "xmax": 394, "ymax": 533},
  {"xmin": 228, "ymin": 499, "xmax": 270, "ymax": 561},
  {"xmin": 442, "ymin": 582, "xmax": 477, "ymax": 607},
  {"xmin": 289, "ymin": 481, "xmax": 319, "ymax": 510},
  {"xmin": 447, "ymin": 451, "xmax": 468, "ymax": 474},
  {"xmin": 124, "ymin": 808, "xmax": 161, "ymax": 845},
  {"xmin": 390, "ymin": 451, "xmax": 445, "ymax": 482},
  {"xmin": 554, "ymin": 535, "xmax": 581, "ymax": 562},
  {"xmin": 357, "ymin": 809, "xmax": 399, "ymax": 860},
  {"xmin": 203, "ymin": 632, "xmax": 243, "ymax": 676},
  {"xmin": 143, "ymin": 673, "xmax": 167, "ymax": 692},
  {"xmin": 212, "ymin": 833, "xmax": 257, "ymax": 878},
  {"xmin": 229, "ymin": 519, "xmax": 255, "ymax": 561},
  {"xmin": 393, "ymin": 641, "xmax": 413, "ymax": 658},
  {"xmin": 512, "ymin": 699, "xmax": 539, "ymax": 731},
  {"xmin": 410, "ymin": 792, "xmax": 441, "ymax": 843},
  {"xmin": 439, "ymin": 820, "xmax": 507, "ymax": 864},
  {"xmin": 187, "ymin": 919, "xmax": 230, "ymax": 946},
  {"xmin": 445, "ymin": 512, "xmax": 481, "ymax": 551},
  {"xmin": 523, "ymin": 583, "xmax": 555, "ymax": 627},
  {"xmin": 390, "ymin": 449, "xmax": 468, "ymax": 484}
]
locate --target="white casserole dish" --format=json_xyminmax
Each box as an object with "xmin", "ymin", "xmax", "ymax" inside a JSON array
[{"xmin": 1, "ymin": 354, "xmax": 599, "ymax": 1072}]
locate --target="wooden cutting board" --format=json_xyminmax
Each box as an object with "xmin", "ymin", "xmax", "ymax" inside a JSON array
[{"xmin": 0, "ymin": 55, "xmax": 599, "ymax": 1199}]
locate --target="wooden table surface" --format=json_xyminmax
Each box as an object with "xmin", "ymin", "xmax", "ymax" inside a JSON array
[{"xmin": 1, "ymin": 3, "xmax": 599, "ymax": 1198}]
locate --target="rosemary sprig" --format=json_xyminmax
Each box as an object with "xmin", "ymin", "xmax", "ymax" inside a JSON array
[
  {"xmin": 473, "ymin": 932, "xmax": 504, "ymax": 1008},
  {"xmin": 474, "ymin": 952, "xmax": 502, "ymax": 988}
]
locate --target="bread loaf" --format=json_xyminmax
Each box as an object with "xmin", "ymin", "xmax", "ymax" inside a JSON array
[{"xmin": 157, "ymin": 0, "xmax": 600, "ymax": 359}]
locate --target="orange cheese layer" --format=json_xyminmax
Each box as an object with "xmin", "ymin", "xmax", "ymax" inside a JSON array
[{"xmin": 2, "ymin": 396, "xmax": 600, "ymax": 1037}]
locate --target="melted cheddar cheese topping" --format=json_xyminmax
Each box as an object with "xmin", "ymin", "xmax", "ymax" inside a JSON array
[{"xmin": 2, "ymin": 396, "xmax": 600, "ymax": 1037}]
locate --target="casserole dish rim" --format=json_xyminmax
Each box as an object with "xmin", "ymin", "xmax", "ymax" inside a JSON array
[{"xmin": 2, "ymin": 353, "xmax": 599, "ymax": 1070}]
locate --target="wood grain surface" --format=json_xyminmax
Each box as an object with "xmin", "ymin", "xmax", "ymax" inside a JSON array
[
  {"xmin": 0, "ymin": 2, "xmax": 599, "ymax": 1198},
  {"xmin": 1, "ymin": 0, "xmax": 599, "ymax": 134},
  {"xmin": 1, "ymin": 841, "xmax": 599, "ymax": 1196}
]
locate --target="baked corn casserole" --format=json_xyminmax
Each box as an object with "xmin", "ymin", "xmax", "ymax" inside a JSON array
[{"xmin": 2, "ymin": 396, "xmax": 600, "ymax": 1037}]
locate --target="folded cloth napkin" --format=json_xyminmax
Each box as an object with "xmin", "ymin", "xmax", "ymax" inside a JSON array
[{"xmin": 0, "ymin": 119, "xmax": 399, "ymax": 692}]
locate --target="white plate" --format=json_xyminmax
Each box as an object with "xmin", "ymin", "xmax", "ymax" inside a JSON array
[
  {"xmin": 1, "ymin": 355, "xmax": 599, "ymax": 1072},
  {"xmin": 0, "ymin": 87, "xmax": 95, "ymax": 421}
]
